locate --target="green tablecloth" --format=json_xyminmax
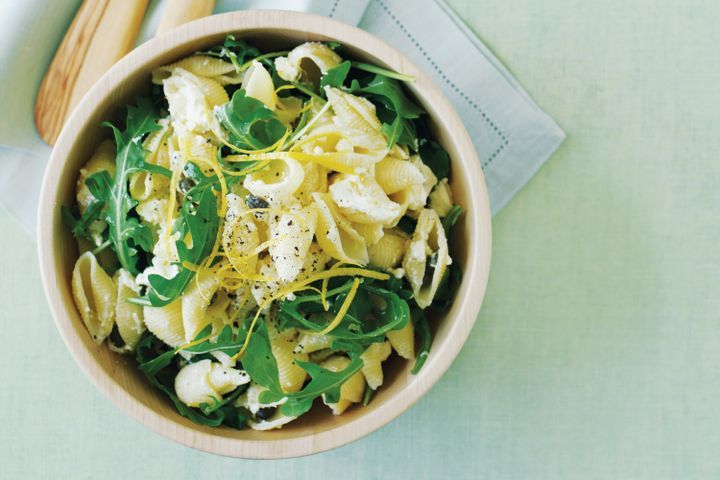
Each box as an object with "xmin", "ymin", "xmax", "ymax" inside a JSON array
[{"xmin": 2, "ymin": 0, "xmax": 718, "ymax": 478}]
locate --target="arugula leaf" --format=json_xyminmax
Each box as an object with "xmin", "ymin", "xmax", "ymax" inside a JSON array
[
  {"xmin": 61, "ymin": 200, "xmax": 104, "ymax": 241},
  {"xmin": 237, "ymin": 317, "xmax": 367, "ymax": 417},
  {"xmin": 442, "ymin": 204, "xmax": 463, "ymax": 233},
  {"xmin": 223, "ymin": 36, "xmax": 261, "ymax": 62},
  {"xmin": 275, "ymin": 355, "xmax": 364, "ymax": 417},
  {"xmin": 411, "ymin": 308, "xmax": 432, "ymax": 374},
  {"xmin": 138, "ymin": 347, "xmax": 177, "ymax": 378},
  {"xmin": 354, "ymin": 75, "xmax": 424, "ymax": 119},
  {"xmin": 215, "ymin": 89, "xmax": 287, "ymax": 150},
  {"xmin": 362, "ymin": 384, "xmax": 374, "ymax": 406},
  {"xmin": 238, "ymin": 319, "xmax": 285, "ymax": 397},
  {"xmin": 431, "ymin": 263, "xmax": 462, "ymax": 313},
  {"xmin": 201, "ymin": 35, "xmax": 261, "ymax": 71},
  {"xmin": 418, "ymin": 138, "xmax": 451, "ymax": 179},
  {"xmin": 376, "ymin": 102, "xmax": 417, "ymax": 148},
  {"xmin": 351, "ymin": 74, "xmax": 423, "ymax": 148},
  {"xmin": 146, "ymin": 182, "xmax": 219, "ymax": 306},
  {"xmin": 320, "ymin": 60, "xmax": 351, "ymax": 89},
  {"xmin": 329, "ymin": 338, "xmax": 367, "ymax": 356},
  {"xmin": 325, "ymin": 40, "xmax": 343, "ymax": 51},
  {"xmin": 90, "ymin": 97, "xmax": 162, "ymax": 275},
  {"xmin": 135, "ymin": 333, "xmax": 247, "ymax": 428},
  {"xmin": 183, "ymin": 325, "xmax": 248, "ymax": 357},
  {"xmin": 349, "ymin": 61, "xmax": 415, "ymax": 82},
  {"xmin": 199, "ymin": 387, "xmax": 246, "ymax": 415},
  {"xmin": 185, "ymin": 158, "xmax": 242, "ymax": 189},
  {"xmin": 278, "ymin": 283, "xmax": 410, "ymax": 341}
]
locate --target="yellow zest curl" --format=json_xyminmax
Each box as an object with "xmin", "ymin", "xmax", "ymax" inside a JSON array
[
  {"xmin": 317, "ymin": 278, "xmax": 360, "ymax": 335},
  {"xmin": 231, "ymin": 268, "xmax": 389, "ymax": 361}
]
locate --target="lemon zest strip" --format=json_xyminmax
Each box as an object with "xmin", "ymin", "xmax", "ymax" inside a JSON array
[
  {"xmin": 230, "ymin": 268, "xmax": 389, "ymax": 361},
  {"xmin": 317, "ymin": 278, "xmax": 361, "ymax": 335}
]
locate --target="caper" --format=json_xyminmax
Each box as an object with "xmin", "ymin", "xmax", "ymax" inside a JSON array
[
  {"xmin": 178, "ymin": 177, "xmax": 196, "ymax": 194},
  {"xmin": 246, "ymin": 194, "xmax": 269, "ymax": 209},
  {"xmin": 255, "ymin": 406, "xmax": 277, "ymax": 421}
]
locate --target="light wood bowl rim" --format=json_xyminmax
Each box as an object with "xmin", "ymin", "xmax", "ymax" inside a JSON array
[{"xmin": 37, "ymin": 10, "xmax": 492, "ymax": 458}]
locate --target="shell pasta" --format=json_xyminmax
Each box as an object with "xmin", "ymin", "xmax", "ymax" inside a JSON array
[{"xmin": 62, "ymin": 37, "xmax": 464, "ymax": 430}]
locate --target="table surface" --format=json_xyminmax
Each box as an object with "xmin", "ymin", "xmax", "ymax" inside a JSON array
[{"xmin": 3, "ymin": 0, "xmax": 719, "ymax": 478}]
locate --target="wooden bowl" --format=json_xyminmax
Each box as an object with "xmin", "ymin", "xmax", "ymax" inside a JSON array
[{"xmin": 37, "ymin": 10, "xmax": 492, "ymax": 458}]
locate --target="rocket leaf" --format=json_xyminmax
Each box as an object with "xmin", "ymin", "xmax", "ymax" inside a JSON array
[
  {"xmin": 215, "ymin": 89, "xmax": 287, "ymax": 150},
  {"xmin": 144, "ymin": 179, "xmax": 219, "ymax": 307},
  {"xmin": 93, "ymin": 97, "xmax": 162, "ymax": 275}
]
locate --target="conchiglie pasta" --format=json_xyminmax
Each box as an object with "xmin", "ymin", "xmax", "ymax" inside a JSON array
[
  {"xmin": 241, "ymin": 61, "xmax": 277, "ymax": 110},
  {"xmin": 293, "ymin": 124, "xmax": 387, "ymax": 159},
  {"xmin": 375, "ymin": 157, "xmax": 425, "ymax": 195},
  {"xmin": 181, "ymin": 268, "xmax": 220, "ymax": 342},
  {"xmin": 312, "ymin": 192, "xmax": 368, "ymax": 264},
  {"xmin": 143, "ymin": 298, "xmax": 185, "ymax": 347},
  {"xmin": 390, "ymin": 184, "xmax": 428, "ymax": 219},
  {"xmin": 226, "ymin": 283, "xmax": 257, "ymax": 322},
  {"xmin": 153, "ymin": 55, "xmax": 241, "ymax": 85},
  {"xmin": 135, "ymin": 196, "xmax": 170, "ymax": 226},
  {"xmin": 294, "ymin": 332, "xmax": 333, "ymax": 354},
  {"xmin": 205, "ymin": 290, "xmax": 234, "ymax": 332},
  {"xmin": 360, "ymin": 341, "xmax": 392, "ymax": 390},
  {"xmin": 76, "ymin": 140, "xmax": 115, "ymax": 214},
  {"xmin": 223, "ymin": 194, "xmax": 260, "ymax": 275},
  {"xmin": 429, "ymin": 178, "xmax": 453, "ymax": 218},
  {"xmin": 368, "ymin": 228, "xmax": 408, "ymax": 269},
  {"xmin": 250, "ymin": 256, "xmax": 282, "ymax": 307},
  {"xmin": 276, "ymin": 95, "xmax": 305, "ymax": 126},
  {"xmin": 387, "ymin": 320, "xmax": 415, "ymax": 360},
  {"xmin": 268, "ymin": 325, "xmax": 308, "ymax": 393},
  {"xmin": 129, "ymin": 166, "xmax": 171, "ymax": 226},
  {"xmin": 244, "ymin": 157, "xmax": 304, "ymax": 205},
  {"xmin": 142, "ymin": 117, "xmax": 171, "ymax": 159},
  {"xmin": 412, "ymin": 154, "xmax": 438, "ymax": 198},
  {"xmin": 175, "ymin": 359, "xmax": 250, "ymax": 407},
  {"xmin": 275, "ymin": 42, "xmax": 342, "ymax": 82},
  {"xmin": 197, "ymin": 75, "xmax": 230, "ymax": 107},
  {"xmin": 387, "ymin": 143, "xmax": 410, "ymax": 160},
  {"xmin": 71, "ymin": 252, "xmax": 117, "ymax": 345},
  {"xmin": 269, "ymin": 204, "xmax": 317, "ymax": 282},
  {"xmin": 185, "ymin": 133, "xmax": 219, "ymax": 165},
  {"xmin": 388, "ymin": 155, "xmax": 439, "ymax": 218},
  {"xmin": 352, "ymin": 222, "xmax": 385, "ymax": 246},
  {"xmin": 295, "ymin": 162, "xmax": 328, "ymax": 205},
  {"xmin": 237, "ymin": 383, "xmax": 298, "ymax": 430},
  {"xmin": 110, "ymin": 269, "xmax": 145, "ymax": 353},
  {"xmin": 324, "ymin": 86, "xmax": 385, "ymax": 146},
  {"xmin": 129, "ymin": 171, "xmax": 169, "ymax": 202},
  {"xmin": 136, "ymin": 224, "xmax": 180, "ymax": 288},
  {"xmin": 329, "ymin": 174, "xmax": 401, "ymax": 226},
  {"xmin": 402, "ymin": 209, "xmax": 451, "ymax": 308},
  {"xmin": 296, "ymin": 243, "xmax": 330, "ymax": 281},
  {"xmin": 321, "ymin": 355, "xmax": 366, "ymax": 415}
]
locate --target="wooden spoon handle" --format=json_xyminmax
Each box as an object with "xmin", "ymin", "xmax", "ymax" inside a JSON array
[
  {"xmin": 35, "ymin": 0, "xmax": 148, "ymax": 145},
  {"xmin": 156, "ymin": 0, "xmax": 216, "ymax": 35}
]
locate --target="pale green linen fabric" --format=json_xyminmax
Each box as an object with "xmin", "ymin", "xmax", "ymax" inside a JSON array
[{"xmin": 2, "ymin": 0, "xmax": 720, "ymax": 478}]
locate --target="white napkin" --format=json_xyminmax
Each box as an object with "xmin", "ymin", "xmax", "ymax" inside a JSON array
[{"xmin": 0, "ymin": 0, "xmax": 564, "ymax": 237}]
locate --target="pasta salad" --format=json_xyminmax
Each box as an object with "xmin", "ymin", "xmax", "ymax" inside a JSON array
[{"xmin": 63, "ymin": 37, "xmax": 463, "ymax": 430}]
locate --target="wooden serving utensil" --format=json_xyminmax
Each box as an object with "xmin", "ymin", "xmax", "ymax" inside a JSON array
[
  {"xmin": 34, "ymin": 0, "xmax": 216, "ymax": 145},
  {"xmin": 157, "ymin": 0, "xmax": 216, "ymax": 35},
  {"xmin": 35, "ymin": 0, "xmax": 149, "ymax": 145}
]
